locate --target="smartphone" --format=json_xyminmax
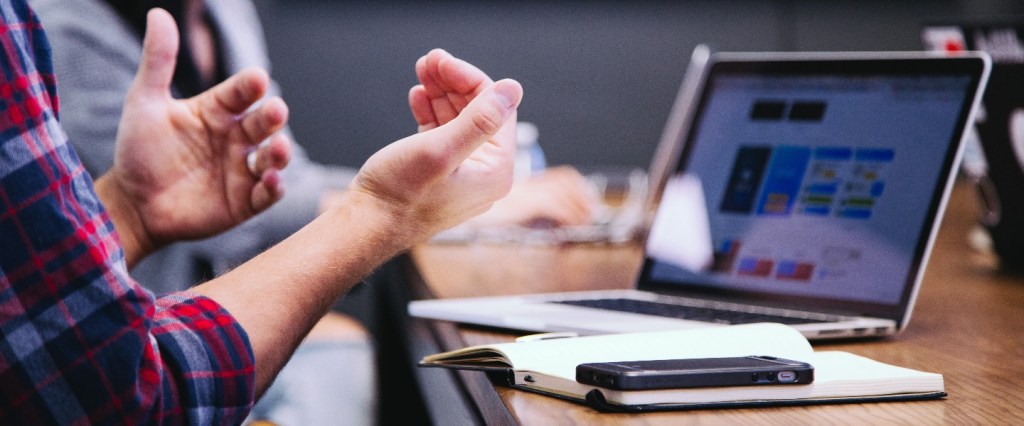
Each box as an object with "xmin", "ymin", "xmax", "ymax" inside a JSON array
[{"xmin": 576, "ymin": 355, "xmax": 814, "ymax": 390}]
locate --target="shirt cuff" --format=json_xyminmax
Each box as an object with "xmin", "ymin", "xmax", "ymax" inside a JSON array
[{"xmin": 151, "ymin": 292, "xmax": 256, "ymax": 424}]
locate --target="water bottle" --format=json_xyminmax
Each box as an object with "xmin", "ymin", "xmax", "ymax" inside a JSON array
[{"xmin": 515, "ymin": 122, "xmax": 546, "ymax": 181}]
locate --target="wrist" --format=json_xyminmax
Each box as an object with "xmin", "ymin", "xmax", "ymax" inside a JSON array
[
  {"xmin": 317, "ymin": 189, "xmax": 348, "ymax": 215},
  {"xmin": 322, "ymin": 189, "xmax": 425, "ymax": 254},
  {"xmin": 94, "ymin": 174, "xmax": 156, "ymax": 268}
]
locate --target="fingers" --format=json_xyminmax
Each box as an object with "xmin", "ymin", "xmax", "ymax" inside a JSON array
[
  {"xmin": 240, "ymin": 95, "xmax": 289, "ymax": 145},
  {"xmin": 426, "ymin": 79, "xmax": 523, "ymax": 167},
  {"xmin": 188, "ymin": 67, "xmax": 279, "ymax": 142},
  {"xmin": 412, "ymin": 49, "xmax": 494, "ymax": 127},
  {"xmin": 546, "ymin": 190, "xmax": 597, "ymax": 227},
  {"xmin": 209, "ymin": 68, "xmax": 272, "ymax": 116},
  {"xmin": 250, "ymin": 168, "xmax": 285, "ymax": 214},
  {"xmin": 408, "ymin": 85, "xmax": 437, "ymax": 132},
  {"xmin": 416, "ymin": 49, "xmax": 491, "ymax": 98},
  {"xmin": 130, "ymin": 9, "xmax": 179, "ymax": 99},
  {"xmin": 188, "ymin": 68, "xmax": 285, "ymax": 149},
  {"xmin": 247, "ymin": 133, "xmax": 291, "ymax": 212},
  {"xmin": 247, "ymin": 132, "xmax": 292, "ymax": 178},
  {"xmin": 528, "ymin": 168, "xmax": 600, "ymax": 226}
]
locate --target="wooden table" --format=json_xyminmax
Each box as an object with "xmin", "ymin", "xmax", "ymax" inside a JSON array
[{"xmin": 407, "ymin": 180, "xmax": 1024, "ymax": 425}]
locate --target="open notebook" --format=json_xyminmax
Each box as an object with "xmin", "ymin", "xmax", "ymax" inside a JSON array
[
  {"xmin": 410, "ymin": 48, "xmax": 991, "ymax": 340},
  {"xmin": 419, "ymin": 323, "xmax": 946, "ymax": 412}
]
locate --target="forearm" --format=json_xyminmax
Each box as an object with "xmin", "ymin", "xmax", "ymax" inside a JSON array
[{"xmin": 191, "ymin": 189, "xmax": 415, "ymax": 394}]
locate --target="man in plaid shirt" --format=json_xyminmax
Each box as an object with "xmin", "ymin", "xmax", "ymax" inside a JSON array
[{"xmin": 0, "ymin": 0, "xmax": 524, "ymax": 423}]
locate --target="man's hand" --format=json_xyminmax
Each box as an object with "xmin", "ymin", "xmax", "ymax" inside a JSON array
[
  {"xmin": 345, "ymin": 50, "xmax": 523, "ymax": 243},
  {"xmin": 95, "ymin": 9, "xmax": 292, "ymax": 267},
  {"xmin": 408, "ymin": 49, "xmax": 496, "ymax": 132},
  {"xmin": 409, "ymin": 49, "xmax": 598, "ymax": 229},
  {"xmin": 193, "ymin": 51, "xmax": 521, "ymax": 392},
  {"xmin": 469, "ymin": 166, "xmax": 601, "ymax": 228}
]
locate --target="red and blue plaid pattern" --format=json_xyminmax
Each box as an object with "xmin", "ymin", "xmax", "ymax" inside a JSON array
[{"xmin": 0, "ymin": 1, "xmax": 254, "ymax": 424}]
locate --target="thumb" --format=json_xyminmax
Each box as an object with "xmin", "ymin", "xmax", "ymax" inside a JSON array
[
  {"xmin": 430, "ymin": 79, "xmax": 523, "ymax": 167},
  {"xmin": 130, "ymin": 8, "xmax": 179, "ymax": 99}
]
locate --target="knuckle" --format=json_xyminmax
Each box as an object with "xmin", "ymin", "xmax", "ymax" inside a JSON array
[{"xmin": 469, "ymin": 105, "xmax": 504, "ymax": 136}]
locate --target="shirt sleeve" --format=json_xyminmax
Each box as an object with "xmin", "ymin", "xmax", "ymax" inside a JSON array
[
  {"xmin": 150, "ymin": 294, "xmax": 257, "ymax": 424},
  {"xmin": 0, "ymin": 2, "xmax": 255, "ymax": 424}
]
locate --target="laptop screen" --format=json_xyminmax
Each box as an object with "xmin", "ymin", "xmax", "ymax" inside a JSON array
[{"xmin": 640, "ymin": 54, "xmax": 988, "ymax": 321}]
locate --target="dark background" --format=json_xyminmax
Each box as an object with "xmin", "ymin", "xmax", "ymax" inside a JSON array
[{"xmin": 252, "ymin": 0, "xmax": 1022, "ymax": 172}]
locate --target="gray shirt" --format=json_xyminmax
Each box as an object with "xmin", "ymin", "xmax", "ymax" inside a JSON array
[{"xmin": 33, "ymin": 0, "xmax": 357, "ymax": 294}]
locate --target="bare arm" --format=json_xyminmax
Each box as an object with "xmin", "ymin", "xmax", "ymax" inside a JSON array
[
  {"xmin": 195, "ymin": 66, "xmax": 523, "ymax": 394},
  {"xmin": 95, "ymin": 10, "xmax": 522, "ymax": 395}
]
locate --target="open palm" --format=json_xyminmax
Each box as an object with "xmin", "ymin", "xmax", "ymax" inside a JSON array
[{"xmin": 106, "ymin": 9, "xmax": 291, "ymax": 249}]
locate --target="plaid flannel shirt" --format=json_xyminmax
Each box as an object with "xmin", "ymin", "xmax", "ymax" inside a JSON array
[{"xmin": 0, "ymin": 1, "xmax": 255, "ymax": 424}]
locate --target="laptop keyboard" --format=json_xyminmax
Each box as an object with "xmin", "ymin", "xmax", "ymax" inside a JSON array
[{"xmin": 552, "ymin": 298, "xmax": 833, "ymax": 325}]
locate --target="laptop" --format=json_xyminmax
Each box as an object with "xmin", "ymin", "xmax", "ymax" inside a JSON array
[{"xmin": 409, "ymin": 48, "xmax": 991, "ymax": 340}]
